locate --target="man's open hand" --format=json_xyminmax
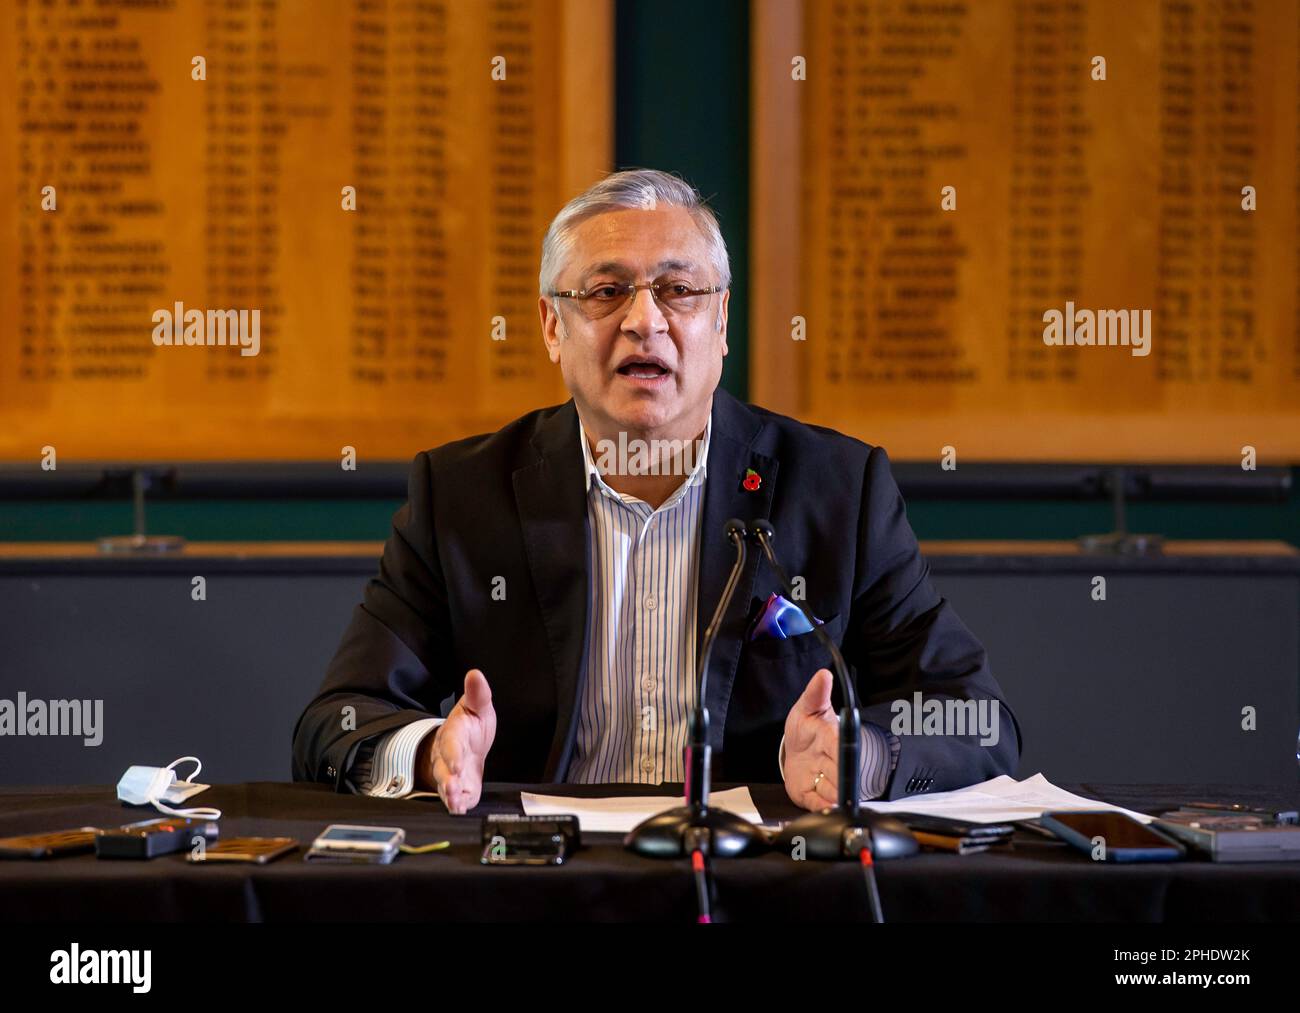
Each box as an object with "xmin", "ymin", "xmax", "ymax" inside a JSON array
[
  {"xmin": 416, "ymin": 668, "xmax": 496, "ymax": 814},
  {"xmin": 782, "ymin": 668, "xmax": 842, "ymax": 812}
]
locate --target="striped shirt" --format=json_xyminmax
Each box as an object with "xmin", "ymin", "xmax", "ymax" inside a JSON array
[{"xmin": 565, "ymin": 416, "xmax": 711, "ymax": 784}]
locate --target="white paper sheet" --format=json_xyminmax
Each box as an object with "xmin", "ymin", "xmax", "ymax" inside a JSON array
[
  {"xmin": 520, "ymin": 786, "xmax": 763, "ymax": 834},
  {"xmin": 860, "ymin": 771, "xmax": 1154, "ymax": 824}
]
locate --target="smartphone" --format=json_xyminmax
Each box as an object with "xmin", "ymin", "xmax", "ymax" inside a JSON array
[
  {"xmin": 1040, "ymin": 810, "xmax": 1185, "ymax": 862},
  {"xmin": 187, "ymin": 836, "xmax": 298, "ymax": 864},
  {"xmin": 894, "ymin": 813, "xmax": 1015, "ymax": 839},
  {"xmin": 0, "ymin": 827, "xmax": 101, "ymax": 860},
  {"xmin": 304, "ymin": 824, "xmax": 404, "ymax": 864}
]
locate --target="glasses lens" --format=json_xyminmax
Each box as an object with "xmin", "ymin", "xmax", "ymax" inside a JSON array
[
  {"xmin": 581, "ymin": 284, "xmax": 631, "ymax": 320},
  {"xmin": 657, "ymin": 284, "xmax": 711, "ymax": 315}
]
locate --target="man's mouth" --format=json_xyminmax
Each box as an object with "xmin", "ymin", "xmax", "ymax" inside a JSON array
[{"xmin": 615, "ymin": 356, "xmax": 672, "ymax": 381}]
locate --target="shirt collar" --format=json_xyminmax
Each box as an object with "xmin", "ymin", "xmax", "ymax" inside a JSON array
[{"xmin": 578, "ymin": 411, "xmax": 712, "ymax": 499}]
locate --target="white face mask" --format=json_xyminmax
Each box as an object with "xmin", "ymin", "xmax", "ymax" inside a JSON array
[{"xmin": 116, "ymin": 756, "xmax": 221, "ymax": 820}]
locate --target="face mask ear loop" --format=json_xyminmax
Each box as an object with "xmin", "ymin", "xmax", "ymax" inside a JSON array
[
  {"xmin": 151, "ymin": 798, "xmax": 223, "ymax": 821},
  {"xmin": 167, "ymin": 755, "xmax": 202, "ymax": 784},
  {"xmin": 155, "ymin": 756, "xmax": 220, "ymax": 819}
]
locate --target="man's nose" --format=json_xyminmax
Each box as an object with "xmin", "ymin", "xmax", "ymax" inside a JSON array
[{"xmin": 620, "ymin": 285, "xmax": 669, "ymax": 339}]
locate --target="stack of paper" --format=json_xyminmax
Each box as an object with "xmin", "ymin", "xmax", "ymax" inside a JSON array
[{"xmin": 860, "ymin": 772, "xmax": 1154, "ymax": 824}]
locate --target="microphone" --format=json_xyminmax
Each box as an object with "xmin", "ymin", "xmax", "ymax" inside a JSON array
[
  {"xmin": 747, "ymin": 519, "xmax": 918, "ymax": 874},
  {"xmin": 625, "ymin": 518, "xmax": 766, "ymax": 861}
]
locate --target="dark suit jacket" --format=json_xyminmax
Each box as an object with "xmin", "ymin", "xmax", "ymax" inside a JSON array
[{"xmin": 292, "ymin": 388, "xmax": 1021, "ymax": 799}]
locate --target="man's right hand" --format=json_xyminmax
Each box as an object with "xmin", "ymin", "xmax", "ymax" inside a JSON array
[{"xmin": 415, "ymin": 668, "xmax": 496, "ymax": 814}]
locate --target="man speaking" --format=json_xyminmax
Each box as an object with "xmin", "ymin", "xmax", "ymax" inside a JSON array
[{"xmin": 292, "ymin": 169, "xmax": 1021, "ymax": 814}]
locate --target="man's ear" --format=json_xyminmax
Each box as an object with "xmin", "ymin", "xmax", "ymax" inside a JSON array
[
  {"xmin": 539, "ymin": 295, "xmax": 563, "ymax": 364},
  {"xmin": 717, "ymin": 288, "xmax": 730, "ymax": 356}
]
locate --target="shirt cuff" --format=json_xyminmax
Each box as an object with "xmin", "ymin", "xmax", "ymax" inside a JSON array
[
  {"xmin": 776, "ymin": 721, "xmax": 902, "ymax": 801},
  {"xmin": 350, "ymin": 718, "xmax": 443, "ymax": 798},
  {"xmin": 859, "ymin": 721, "xmax": 902, "ymax": 801}
]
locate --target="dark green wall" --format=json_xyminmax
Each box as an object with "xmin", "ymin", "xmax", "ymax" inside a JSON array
[
  {"xmin": 3, "ymin": 489, "xmax": 1298, "ymax": 544},
  {"xmin": 3, "ymin": 0, "xmax": 1296, "ymax": 548},
  {"xmin": 615, "ymin": 0, "xmax": 750, "ymax": 400},
  {"xmin": 0, "ymin": 499, "xmax": 405, "ymax": 542}
]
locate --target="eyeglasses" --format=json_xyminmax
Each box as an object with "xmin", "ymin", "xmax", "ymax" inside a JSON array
[{"xmin": 548, "ymin": 280, "xmax": 725, "ymax": 321}]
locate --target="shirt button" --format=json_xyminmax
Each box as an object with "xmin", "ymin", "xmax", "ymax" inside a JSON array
[
  {"xmin": 645, "ymin": 596, "xmax": 657, "ymax": 609},
  {"xmin": 641, "ymin": 757, "xmax": 656, "ymax": 773},
  {"xmin": 326, "ymin": 766, "xmax": 337, "ymax": 778},
  {"xmin": 642, "ymin": 676, "xmax": 655, "ymax": 692}
]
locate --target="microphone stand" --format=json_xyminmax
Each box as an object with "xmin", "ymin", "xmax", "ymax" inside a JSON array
[
  {"xmin": 625, "ymin": 519, "xmax": 767, "ymax": 864},
  {"xmin": 749, "ymin": 520, "xmax": 918, "ymax": 876}
]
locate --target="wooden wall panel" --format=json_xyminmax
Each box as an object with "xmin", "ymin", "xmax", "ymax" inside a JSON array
[
  {"xmin": 751, "ymin": 0, "xmax": 1300, "ymax": 463},
  {"xmin": 0, "ymin": 0, "xmax": 611, "ymax": 461}
]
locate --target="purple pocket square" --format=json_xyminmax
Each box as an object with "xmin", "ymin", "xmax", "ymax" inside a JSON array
[{"xmin": 749, "ymin": 592, "xmax": 823, "ymax": 641}]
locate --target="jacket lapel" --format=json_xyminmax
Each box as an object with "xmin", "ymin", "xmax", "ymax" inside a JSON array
[
  {"xmin": 513, "ymin": 401, "xmax": 590, "ymax": 781},
  {"xmin": 696, "ymin": 389, "xmax": 776, "ymax": 754}
]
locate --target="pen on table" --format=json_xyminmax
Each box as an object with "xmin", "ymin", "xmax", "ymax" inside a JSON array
[
  {"xmin": 1185, "ymin": 803, "xmax": 1299, "ymax": 824},
  {"xmin": 911, "ymin": 831, "xmax": 1001, "ymax": 855},
  {"xmin": 399, "ymin": 840, "xmax": 452, "ymax": 854}
]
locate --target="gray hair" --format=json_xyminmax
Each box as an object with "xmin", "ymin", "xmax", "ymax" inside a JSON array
[{"xmin": 539, "ymin": 168, "xmax": 732, "ymax": 299}]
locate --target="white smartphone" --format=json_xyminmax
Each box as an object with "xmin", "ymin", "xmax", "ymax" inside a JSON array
[{"xmin": 304, "ymin": 824, "xmax": 405, "ymax": 864}]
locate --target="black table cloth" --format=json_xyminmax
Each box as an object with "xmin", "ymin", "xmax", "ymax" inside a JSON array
[{"xmin": 1, "ymin": 780, "xmax": 1298, "ymax": 921}]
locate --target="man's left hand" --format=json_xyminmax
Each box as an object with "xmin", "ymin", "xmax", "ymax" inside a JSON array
[{"xmin": 782, "ymin": 668, "xmax": 842, "ymax": 812}]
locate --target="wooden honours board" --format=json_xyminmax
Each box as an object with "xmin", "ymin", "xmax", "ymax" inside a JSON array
[
  {"xmin": 751, "ymin": 0, "xmax": 1300, "ymax": 463},
  {"xmin": 0, "ymin": 0, "xmax": 610, "ymax": 462}
]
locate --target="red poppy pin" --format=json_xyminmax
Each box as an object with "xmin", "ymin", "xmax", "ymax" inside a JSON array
[{"xmin": 742, "ymin": 467, "xmax": 762, "ymax": 492}]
